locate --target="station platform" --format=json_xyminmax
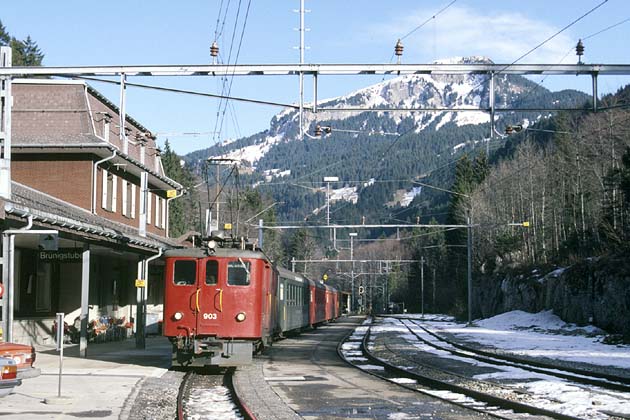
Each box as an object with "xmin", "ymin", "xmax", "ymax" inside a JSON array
[{"xmin": 0, "ymin": 336, "xmax": 172, "ymax": 419}]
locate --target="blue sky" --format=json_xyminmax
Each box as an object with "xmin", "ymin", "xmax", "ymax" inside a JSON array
[{"xmin": 2, "ymin": 0, "xmax": 630, "ymax": 154}]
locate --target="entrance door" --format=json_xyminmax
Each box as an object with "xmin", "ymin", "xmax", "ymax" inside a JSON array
[{"xmin": 196, "ymin": 259, "xmax": 224, "ymax": 334}]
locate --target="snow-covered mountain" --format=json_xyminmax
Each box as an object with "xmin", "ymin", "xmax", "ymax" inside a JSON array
[
  {"xmin": 186, "ymin": 57, "xmax": 587, "ymax": 216},
  {"xmin": 202, "ymin": 56, "xmax": 528, "ymax": 166}
]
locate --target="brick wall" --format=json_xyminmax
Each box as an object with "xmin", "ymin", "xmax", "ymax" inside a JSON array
[{"xmin": 12, "ymin": 155, "xmax": 93, "ymax": 210}]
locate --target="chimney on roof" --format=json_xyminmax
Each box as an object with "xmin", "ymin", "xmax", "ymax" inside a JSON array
[{"xmin": 97, "ymin": 112, "xmax": 113, "ymax": 143}]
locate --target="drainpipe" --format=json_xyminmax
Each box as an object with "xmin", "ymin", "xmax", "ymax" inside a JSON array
[
  {"xmin": 92, "ymin": 150, "xmax": 117, "ymax": 214},
  {"xmin": 165, "ymin": 190, "xmax": 185, "ymax": 238}
]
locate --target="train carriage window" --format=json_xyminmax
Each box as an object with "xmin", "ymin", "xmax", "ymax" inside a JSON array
[
  {"xmin": 289, "ymin": 284, "xmax": 293, "ymax": 306},
  {"xmin": 173, "ymin": 260, "xmax": 196, "ymax": 285},
  {"xmin": 205, "ymin": 260, "xmax": 218, "ymax": 285},
  {"xmin": 227, "ymin": 260, "xmax": 250, "ymax": 286}
]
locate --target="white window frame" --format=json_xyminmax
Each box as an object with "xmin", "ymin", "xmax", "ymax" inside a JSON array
[
  {"xmin": 111, "ymin": 175, "xmax": 118, "ymax": 212},
  {"xmin": 147, "ymin": 192, "xmax": 152, "ymax": 225},
  {"xmin": 131, "ymin": 184, "xmax": 136, "ymax": 219},
  {"xmin": 121, "ymin": 179, "xmax": 128, "ymax": 217},
  {"xmin": 161, "ymin": 196, "xmax": 167, "ymax": 229},
  {"xmin": 155, "ymin": 195, "xmax": 161, "ymax": 227},
  {"xmin": 101, "ymin": 169, "xmax": 108, "ymax": 210}
]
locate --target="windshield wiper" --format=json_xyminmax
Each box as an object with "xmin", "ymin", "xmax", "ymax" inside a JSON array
[{"xmin": 238, "ymin": 258, "xmax": 250, "ymax": 275}]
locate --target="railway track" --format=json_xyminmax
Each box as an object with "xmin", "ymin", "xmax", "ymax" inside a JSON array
[
  {"xmin": 176, "ymin": 368, "xmax": 253, "ymax": 420},
  {"xmin": 401, "ymin": 317, "xmax": 630, "ymax": 392},
  {"xmin": 340, "ymin": 317, "xmax": 628, "ymax": 420},
  {"xmin": 338, "ymin": 321, "xmax": 550, "ymax": 420}
]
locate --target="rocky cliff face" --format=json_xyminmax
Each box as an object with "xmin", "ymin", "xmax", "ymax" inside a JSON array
[{"xmin": 474, "ymin": 256, "xmax": 630, "ymax": 340}]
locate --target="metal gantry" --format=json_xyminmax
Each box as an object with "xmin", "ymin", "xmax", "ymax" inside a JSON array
[
  {"xmin": 0, "ymin": 47, "xmax": 12, "ymax": 200},
  {"xmin": 3, "ymin": 62, "xmax": 630, "ymax": 76},
  {"xmin": 1, "ymin": 63, "xmax": 628, "ymax": 120}
]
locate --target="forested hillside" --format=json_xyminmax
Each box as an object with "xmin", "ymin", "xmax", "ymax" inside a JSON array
[{"xmin": 405, "ymin": 85, "xmax": 630, "ymax": 329}]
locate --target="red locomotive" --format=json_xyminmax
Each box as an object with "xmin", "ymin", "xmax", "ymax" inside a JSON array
[{"xmin": 162, "ymin": 233, "xmax": 343, "ymax": 367}]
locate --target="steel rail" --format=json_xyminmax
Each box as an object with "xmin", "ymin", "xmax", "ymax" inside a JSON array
[
  {"xmin": 402, "ymin": 317, "xmax": 630, "ymax": 389},
  {"xmin": 335, "ymin": 325, "xmax": 509, "ymax": 420},
  {"xmin": 176, "ymin": 371, "xmax": 192, "ymax": 420},
  {"xmin": 357, "ymin": 322, "xmax": 583, "ymax": 420}
]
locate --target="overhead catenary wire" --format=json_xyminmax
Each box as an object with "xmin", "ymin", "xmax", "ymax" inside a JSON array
[
  {"xmin": 213, "ymin": 0, "xmax": 252, "ymax": 144},
  {"xmin": 399, "ymin": 0, "xmax": 458, "ymax": 41},
  {"xmin": 469, "ymin": 0, "xmax": 610, "ymax": 94},
  {"xmin": 70, "ymin": 76, "xmax": 299, "ymax": 109},
  {"xmin": 511, "ymin": 14, "xmax": 630, "ymax": 110}
]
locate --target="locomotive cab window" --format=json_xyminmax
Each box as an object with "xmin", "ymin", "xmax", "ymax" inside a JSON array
[
  {"xmin": 227, "ymin": 259, "xmax": 250, "ymax": 286},
  {"xmin": 173, "ymin": 260, "xmax": 196, "ymax": 285},
  {"xmin": 206, "ymin": 260, "xmax": 218, "ymax": 285}
]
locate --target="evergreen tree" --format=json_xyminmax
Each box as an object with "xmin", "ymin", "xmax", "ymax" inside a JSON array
[
  {"xmin": 0, "ymin": 20, "xmax": 44, "ymax": 66},
  {"xmin": 160, "ymin": 140, "xmax": 197, "ymax": 238},
  {"xmin": 20, "ymin": 36, "xmax": 44, "ymax": 66},
  {"xmin": 444, "ymin": 154, "xmax": 478, "ymax": 318},
  {"xmin": 0, "ymin": 21, "xmax": 10, "ymax": 46}
]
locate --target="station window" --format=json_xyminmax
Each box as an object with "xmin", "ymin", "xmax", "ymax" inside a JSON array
[
  {"xmin": 130, "ymin": 184, "xmax": 136, "ymax": 219},
  {"xmin": 147, "ymin": 192, "xmax": 152, "ymax": 225},
  {"xmin": 122, "ymin": 179, "xmax": 128, "ymax": 217},
  {"xmin": 227, "ymin": 260, "xmax": 250, "ymax": 286},
  {"xmin": 205, "ymin": 260, "xmax": 218, "ymax": 285},
  {"xmin": 101, "ymin": 169, "xmax": 117, "ymax": 212},
  {"xmin": 155, "ymin": 195, "xmax": 161, "ymax": 227},
  {"xmin": 173, "ymin": 260, "xmax": 196, "ymax": 285}
]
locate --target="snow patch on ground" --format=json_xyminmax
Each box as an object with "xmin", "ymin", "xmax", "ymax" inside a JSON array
[
  {"xmin": 330, "ymin": 186, "xmax": 358, "ymax": 204},
  {"xmin": 433, "ymin": 310, "xmax": 630, "ymax": 369},
  {"xmin": 212, "ymin": 134, "xmax": 282, "ymax": 165},
  {"xmin": 400, "ymin": 187, "xmax": 422, "ymax": 207}
]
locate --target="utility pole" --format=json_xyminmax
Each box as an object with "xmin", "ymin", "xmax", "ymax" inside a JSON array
[
  {"xmin": 432, "ymin": 267, "xmax": 436, "ymax": 311},
  {"xmin": 323, "ymin": 176, "xmax": 338, "ymax": 241},
  {"xmin": 298, "ymin": 0, "xmax": 306, "ymax": 139},
  {"xmin": 420, "ymin": 255, "xmax": 425, "ymax": 319},
  {"xmin": 467, "ymin": 210, "xmax": 473, "ymax": 326},
  {"xmin": 349, "ymin": 232, "xmax": 357, "ymax": 312},
  {"xmin": 487, "ymin": 72, "xmax": 495, "ymax": 156},
  {"xmin": 0, "ymin": 46, "xmax": 12, "ymax": 200},
  {"xmin": 207, "ymin": 158, "xmax": 237, "ymax": 232}
]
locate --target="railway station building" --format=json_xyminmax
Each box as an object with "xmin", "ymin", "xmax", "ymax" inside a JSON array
[{"xmin": 0, "ymin": 77, "xmax": 185, "ymax": 355}]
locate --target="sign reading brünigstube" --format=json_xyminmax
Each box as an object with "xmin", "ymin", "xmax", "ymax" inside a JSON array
[{"xmin": 38, "ymin": 248, "xmax": 83, "ymax": 263}]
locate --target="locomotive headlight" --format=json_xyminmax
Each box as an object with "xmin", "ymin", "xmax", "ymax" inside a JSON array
[
  {"xmin": 235, "ymin": 312, "xmax": 246, "ymax": 322},
  {"xmin": 173, "ymin": 312, "xmax": 184, "ymax": 321}
]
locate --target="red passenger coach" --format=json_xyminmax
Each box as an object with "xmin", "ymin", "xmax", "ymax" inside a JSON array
[
  {"xmin": 308, "ymin": 279, "xmax": 327, "ymax": 326},
  {"xmin": 163, "ymin": 245, "xmax": 277, "ymax": 367},
  {"xmin": 324, "ymin": 284, "xmax": 336, "ymax": 322}
]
